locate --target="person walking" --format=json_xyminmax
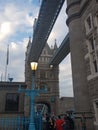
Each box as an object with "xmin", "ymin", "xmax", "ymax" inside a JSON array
[
  {"xmin": 42, "ymin": 113, "xmax": 47, "ymax": 130},
  {"xmin": 62, "ymin": 114, "xmax": 67, "ymax": 130},
  {"xmin": 49, "ymin": 116, "xmax": 56, "ymax": 130},
  {"xmin": 46, "ymin": 113, "xmax": 50, "ymax": 130},
  {"xmin": 65, "ymin": 114, "xmax": 74, "ymax": 130},
  {"xmin": 55, "ymin": 115, "xmax": 65, "ymax": 130}
]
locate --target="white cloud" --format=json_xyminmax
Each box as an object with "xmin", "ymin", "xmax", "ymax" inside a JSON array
[
  {"xmin": 5, "ymin": 38, "xmax": 28, "ymax": 81},
  {"xmin": 0, "ymin": 2, "xmax": 39, "ymax": 42},
  {"xmin": 0, "ymin": 24, "xmax": 29, "ymax": 81},
  {"xmin": 0, "ymin": 22, "xmax": 11, "ymax": 34},
  {"xmin": 0, "ymin": 20, "xmax": 14, "ymax": 41},
  {"xmin": 0, "ymin": 4, "xmax": 21, "ymax": 41},
  {"xmin": 0, "ymin": 1, "xmax": 39, "ymax": 81}
]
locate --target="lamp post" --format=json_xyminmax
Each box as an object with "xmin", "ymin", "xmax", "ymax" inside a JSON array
[
  {"xmin": 18, "ymin": 62, "xmax": 47, "ymax": 130},
  {"xmin": 29, "ymin": 62, "xmax": 38, "ymax": 130}
]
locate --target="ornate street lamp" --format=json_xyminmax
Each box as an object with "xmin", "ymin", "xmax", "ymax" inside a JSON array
[
  {"xmin": 29, "ymin": 62, "xmax": 38, "ymax": 130},
  {"xmin": 31, "ymin": 62, "xmax": 38, "ymax": 72},
  {"xmin": 18, "ymin": 62, "xmax": 47, "ymax": 130}
]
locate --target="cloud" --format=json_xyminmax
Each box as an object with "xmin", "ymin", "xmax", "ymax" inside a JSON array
[
  {"xmin": 0, "ymin": 37, "xmax": 28, "ymax": 81},
  {"xmin": 0, "ymin": 1, "xmax": 39, "ymax": 81},
  {"xmin": 8, "ymin": 38, "xmax": 28, "ymax": 81},
  {"xmin": 0, "ymin": 22, "xmax": 11, "ymax": 36},
  {"xmin": 0, "ymin": 2, "xmax": 39, "ymax": 42}
]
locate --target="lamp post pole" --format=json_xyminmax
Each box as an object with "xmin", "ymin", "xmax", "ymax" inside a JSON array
[
  {"xmin": 29, "ymin": 70, "xmax": 36, "ymax": 130},
  {"xmin": 18, "ymin": 62, "xmax": 47, "ymax": 130}
]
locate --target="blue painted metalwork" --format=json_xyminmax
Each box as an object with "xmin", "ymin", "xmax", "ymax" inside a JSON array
[
  {"xmin": 0, "ymin": 116, "xmax": 29, "ymax": 130},
  {"xmin": 18, "ymin": 73, "xmax": 47, "ymax": 130},
  {"xmin": 0, "ymin": 115, "xmax": 43, "ymax": 130},
  {"xmin": 35, "ymin": 113, "xmax": 43, "ymax": 130}
]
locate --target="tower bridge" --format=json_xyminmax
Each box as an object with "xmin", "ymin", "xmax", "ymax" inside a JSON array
[
  {"xmin": 25, "ymin": 0, "xmax": 71, "ymax": 116},
  {"xmin": 26, "ymin": 0, "xmax": 98, "ymax": 129},
  {"xmin": 27, "ymin": 0, "xmax": 69, "ymax": 64},
  {"xmin": 0, "ymin": 1, "xmax": 97, "ymax": 130}
]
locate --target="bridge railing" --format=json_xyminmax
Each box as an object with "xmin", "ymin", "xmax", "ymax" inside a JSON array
[
  {"xmin": 0, "ymin": 114, "xmax": 43, "ymax": 130},
  {"xmin": 0, "ymin": 116, "xmax": 29, "ymax": 130}
]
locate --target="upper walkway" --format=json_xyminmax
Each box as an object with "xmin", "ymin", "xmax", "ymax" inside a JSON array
[
  {"xmin": 49, "ymin": 33, "xmax": 70, "ymax": 67},
  {"xmin": 27, "ymin": 0, "xmax": 70, "ymax": 66},
  {"xmin": 28, "ymin": 0, "xmax": 65, "ymax": 62}
]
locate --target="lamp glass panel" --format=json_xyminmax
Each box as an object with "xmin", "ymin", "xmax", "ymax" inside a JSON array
[{"xmin": 31, "ymin": 62, "xmax": 38, "ymax": 70}]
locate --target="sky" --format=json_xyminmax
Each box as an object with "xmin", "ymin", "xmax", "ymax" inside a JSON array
[{"xmin": 0, "ymin": 0, "xmax": 73, "ymax": 97}]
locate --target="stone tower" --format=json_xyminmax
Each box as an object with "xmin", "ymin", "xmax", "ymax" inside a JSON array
[
  {"xmin": 25, "ymin": 38, "xmax": 59, "ymax": 115},
  {"xmin": 66, "ymin": 0, "xmax": 98, "ymax": 130}
]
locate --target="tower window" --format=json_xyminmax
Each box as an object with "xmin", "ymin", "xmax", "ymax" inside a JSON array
[
  {"xmin": 87, "ymin": 16, "xmax": 92, "ymax": 29},
  {"xmin": 88, "ymin": 36, "xmax": 98, "ymax": 73},
  {"xmin": 89, "ymin": 37, "xmax": 94, "ymax": 51},
  {"xmin": 93, "ymin": 100, "xmax": 98, "ymax": 123},
  {"xmin": 96, "ymin": 102, "xmax": 98, "ymax": 108},
  {"xmin": 85, "ymin": 14, "xmax": 93, "ymax": 35},
  {"xmin": 5, "ymin": 93, "xmax": 19, "ymax": 112},
  {"xmin": 94, "ymin": 13, "xmax": 98, "ymax": 33},
  {"xmin": 93, "ymin": 60, "xmax": 98, "ymax": 72},
  {"xmin": 89, "ymin": 36, "xmax": 95, "ymax": 52},
  {"xmin": 87, "ymin": 36, "xmax": 98, "ymax": 76}
]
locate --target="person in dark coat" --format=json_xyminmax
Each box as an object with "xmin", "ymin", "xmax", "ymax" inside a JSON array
[
  {"xmin": 66, "ymin": 114, "xmax": 74, "ymax": 130},
  {"xmin": 49, "ymin": 116, "xmax": 56, "ymax": 130},
  {"xmin": 46, "ymin": 113, "xmax": 50, "ymax": 130}
]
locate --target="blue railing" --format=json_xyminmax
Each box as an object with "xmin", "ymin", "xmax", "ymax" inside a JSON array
[
  {"xmin": 0, "ymin": 115, "xmax": 43, "ymax": 130},
  {"xmin": 0, "ymin": 116, "xmax": 28, "ymax": 130}
]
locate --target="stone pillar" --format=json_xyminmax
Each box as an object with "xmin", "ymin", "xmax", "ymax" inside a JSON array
[
  {"xmin": 66, "ymin": 0, "xmax": 90, "ymax": 112},
  {"xmin": 66, "ymin": 0, "xmax": 94, "ymax": 130}
]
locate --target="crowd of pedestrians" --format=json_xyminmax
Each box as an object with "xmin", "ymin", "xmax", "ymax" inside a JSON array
[{"xmin": 42, "ymin": 112, "xmax": 74, "ymax": 130}]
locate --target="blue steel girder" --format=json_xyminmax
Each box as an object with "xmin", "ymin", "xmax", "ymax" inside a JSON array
[
  {"xmin": 49, "ymin": 33, "xmax": 70, "ymax": 67},
  {"xmin": 28, "ymin": 0, "xmax": 65, "ymax": 62}
]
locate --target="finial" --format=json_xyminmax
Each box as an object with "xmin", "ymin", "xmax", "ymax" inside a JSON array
[
  {"xmin": 29, "ymin": 36, "xmax": 31, "ymax": 41},
  {"xmin": 55, "ymin": 39, "xmax": 56, "ymax": 43},
  {"xmin": 54, "ymin": 39, "xmax": 57, "ymax": 49}
]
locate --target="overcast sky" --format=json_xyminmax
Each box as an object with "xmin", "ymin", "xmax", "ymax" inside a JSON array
[{"xmin": 0, "ymin": 0, "xmax": 73, "ymax": 97}]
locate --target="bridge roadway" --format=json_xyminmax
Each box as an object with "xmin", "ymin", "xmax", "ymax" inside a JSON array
[{"xmin": 28, "ymin": 0, "xmax": 65, "ymax": 62}]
